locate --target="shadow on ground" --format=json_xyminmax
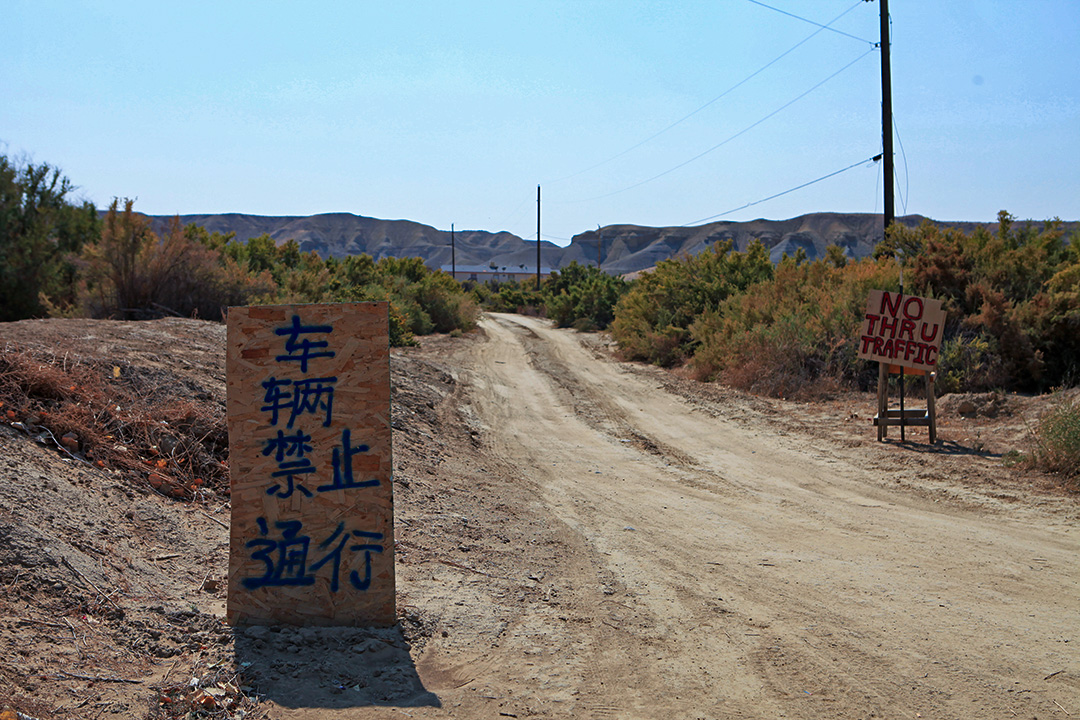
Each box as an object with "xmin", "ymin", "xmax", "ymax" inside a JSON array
[
  {"xmin": 234, "ymin": 624, "xmax": 440, "ymax": 710},
  {"xmin": 881, "ymin": 437, "xmax": 1003, "ymax": 460}
]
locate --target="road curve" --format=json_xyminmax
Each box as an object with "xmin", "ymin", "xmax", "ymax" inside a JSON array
[{"xmin": 455, "ymin": 312, "xmax": 1078, "ymax": 718}]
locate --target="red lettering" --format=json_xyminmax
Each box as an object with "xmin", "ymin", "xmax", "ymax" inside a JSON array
[
  {"xmin": 924, "ymin": 346, "xmax": 938, "ymax": 366},
  {"xmin": 899, "ymin": 318, "xmax": 916, "ymax": 340},
  {"xmin": 860, "ymin": 335, "xmax": 875, "ymax": 354},
  {"xmin": 879, "ymin": 291, "xmax": 902, "ymax": 317},
  {"xmin": 873, "ymin": 336, "xmax": 884, "ymax": 355},
  {"xmin": 879, "ymin": 316, "xmax": 899, "ymax": 337},
  {"xmin": 902, "ymin": 296, "xmax": 924, "ymax": 320},
  {"xmin": 920, "ymin": 322, "xmax": 940, "ymax": 343},
  {"xmin": 913, "ymin": 343, "xmax": 926, "ymax": 365},
  {"xmin": 864, "ymin": 314, "xmax": 880, "ymax": 335}
]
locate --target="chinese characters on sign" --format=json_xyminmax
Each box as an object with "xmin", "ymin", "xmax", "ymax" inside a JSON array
[
  {"xmin": 856, "ymin": 290, "xmax": 946, "ymax": 373},
  {"xmin": 226, "ymin": 303, "xmax": 393, "ymax": 626}
]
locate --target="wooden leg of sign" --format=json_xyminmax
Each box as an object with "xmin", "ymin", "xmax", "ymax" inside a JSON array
[
  {"xmin": 927, "ymin": 371, "xmax": 937, "ymax": 444},
  {"xmin": 877, "ymin": 362, "xmax": 888, "ymax": 441}
]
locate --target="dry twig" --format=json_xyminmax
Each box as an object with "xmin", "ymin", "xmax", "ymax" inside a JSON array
[
  {"xmin": 200, "ymin": 511, "xmax": 228, "ymax": 529},
  {"xmin": 60, "ymin": 556, "xmax": 120, "ymax": 610},
  {"xmin": 58, "ymin": 670, "xmax": 141, "ymax": 684}
]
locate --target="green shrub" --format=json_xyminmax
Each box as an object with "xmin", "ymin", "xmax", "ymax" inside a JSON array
[
  {"xmin": 934, "ymin": 333, "xmax": 1001, "ymax": 395},
  {"xmin": 690, "ymin": 256, "xmax": 896, "ymax": 396},
  {"xmin": 543, "ymin": 262, "xmax": 629, "ymax": 331},
  {"xmin": 476, "ymin": 279, "xmax": 543, "ymax": 315},
  {"xmin": 0, "ymin": 154, "xmax": 101, "ymax": 321},
  {"xmin": 610, "ymin": 240, "xmax": 773, "ymax": 366},
  {"xmin": 1032, "ymin": 393, "xmax": 1080, "ymax": 485}
]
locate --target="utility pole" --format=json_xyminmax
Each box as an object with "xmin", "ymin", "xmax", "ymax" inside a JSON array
[
  {"xmin": 880, "ymin": 0, "xmax": 894, "ymax": 233},
  {"xmin": 597, "ymin": 224, "xmax": 602, "ymax": 270},
  {"xmin": 879, "ymin": 0, "xmax": 904, "ymax": 440},
  {"xmin": 536, "ymin": 185, "xmax": 541, "ymax": 292},
  {"xmin": 451, "ymin": 223, "xmax": 456, "ymax": 281}
]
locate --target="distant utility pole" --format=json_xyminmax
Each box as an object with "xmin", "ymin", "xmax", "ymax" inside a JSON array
[
  {"xmin": 536, "ymin": 185, "xmax": 541, "ymax": 292},
  {"xmin": 597, "ymin": 224, "xmax": 602, "ymax": 270},
  {"xmin": 880, "ymin": 0, "xmax": 894, "ymax": 233},
  {"xmin": 451, "ymin": 223, "xmax": 456, "ymax": 280}
]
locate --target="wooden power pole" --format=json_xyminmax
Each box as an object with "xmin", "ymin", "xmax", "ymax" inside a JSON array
[
  {"xmin": 880, "ymin": 0, "xmax": 894, "ymax": 232},
  {"xmin": 879, "ymin": 0, "xmax": 904, "ymax": 440}
]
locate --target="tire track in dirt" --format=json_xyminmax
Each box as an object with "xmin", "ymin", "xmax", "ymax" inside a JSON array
[
  {"xmin": 505, "ymin": 317, "xmax": 700, "ymax": 469},
  {"xmin": 454, "ymin": 313, "xmax": 1080, "ymax": 719}
]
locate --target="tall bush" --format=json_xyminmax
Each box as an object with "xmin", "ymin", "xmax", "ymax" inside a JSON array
[
  {"xmin": 690, "ymin": 256, "xmax": 897, "ymax": 397},
  {"xmin": 880, "ymin": 214, "xmax": 1078, "ymax": 392},
  {"xmin": 0, "ymin": 154, "xmax": 100, "ymax": 320},
  {"xmin": 610, "ymin": 240, "xmax": 773, "ymax": 366},
  {"xmin": 78, "ymin": 201, "xmax": 273, "ymax": 319},
  {"xmin": 543, "ymin": 261, "xmax": 629, "ymax": 331}
]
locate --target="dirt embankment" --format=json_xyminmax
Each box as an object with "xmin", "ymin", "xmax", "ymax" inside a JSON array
[{"xmin": 1, "ymin": 315, "xmax": 1077, "ymax": 719}]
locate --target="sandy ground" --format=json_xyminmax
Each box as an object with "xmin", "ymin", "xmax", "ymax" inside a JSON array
[{"xmin": 0, "ymin": 314, "xmax": 1077, "ymax": 719}]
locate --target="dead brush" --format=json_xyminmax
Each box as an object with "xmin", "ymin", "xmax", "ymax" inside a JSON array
[
  {"xmin": 0, "ymin": 345, "xmax": 228, "ymax": 500},
  {"xmin": 151, "ymin": 664, "xmax": 267, "ymax": 720}
]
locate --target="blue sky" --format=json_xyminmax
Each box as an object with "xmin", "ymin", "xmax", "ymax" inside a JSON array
[{"xmin": 4, "ymin": 1, "xmax": 1078, "ymax": 246}]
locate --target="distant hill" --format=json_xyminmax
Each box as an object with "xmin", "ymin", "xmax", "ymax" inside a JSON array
[{"xmin": 147, "ymin": 212, "xmax": 1075, "ymax": 277}]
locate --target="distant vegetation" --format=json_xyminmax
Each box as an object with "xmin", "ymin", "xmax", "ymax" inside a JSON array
[
  {"xmin": 0, "ymin": 154, "xmax": 478, "ymax": 345},
  {"xmin": 3, "ymin": 152, "xmax": 1077, "ymax": 397},
  {"xmin": 469, "ymin": 261, "xmax": 630, "ymax": 333},
  {"xmin": 610, "ymin": 212, "xmax": 1080, "ymax": 399}
]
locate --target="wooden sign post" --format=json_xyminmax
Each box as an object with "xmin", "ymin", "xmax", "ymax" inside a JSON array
[
  {"xmin": 857, "ymin": 290, "xmax": 946, "ymax": 443},
  {"xmin": 226, "ymin": 303, "xmax": 394, "ymax": 626}
]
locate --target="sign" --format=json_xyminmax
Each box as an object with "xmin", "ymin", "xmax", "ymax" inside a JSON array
[
  {"xmin": 226, "ymin": 303, "xmax": 394, "ymax": 626},
  {"xmin": 857, "ymin": 290, "xmax": 946, "ymax": 373}
]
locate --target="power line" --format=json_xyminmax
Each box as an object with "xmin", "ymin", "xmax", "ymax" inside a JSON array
[
  {"xmin": 683, "ymin": 154, "xmax": 881, "ymax": 226},
  {"xmin": 873, "ymin": 147, "xmax": 882, "ymax": 216},
  {"xmin": 745, "ymin": 0, "xmax": 875, "ymax": 45},
  {"xmin": 892, "ymin": 115, "xmax": 909, "ymax": 215},
  {"xmin": 547, "ymin": 0, "xmax": 867, "ymax": 185},
  {"xmin": 563, "ymin": 46, "xmax": 877, "ymax": 204}
]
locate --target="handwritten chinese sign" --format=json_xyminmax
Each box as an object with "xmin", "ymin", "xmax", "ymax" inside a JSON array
[
  {"xmin": 226, "ymin": 303, "xmax": 394, "ymax": 626},
  {"xmin": 857, "ymin": 290, "xmax": 946, "ymax": 373}
]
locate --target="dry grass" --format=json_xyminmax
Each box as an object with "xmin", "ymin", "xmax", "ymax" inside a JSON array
[{"xmin": 0, "ymin": 346, "xmax": 228, "ymax": 500}]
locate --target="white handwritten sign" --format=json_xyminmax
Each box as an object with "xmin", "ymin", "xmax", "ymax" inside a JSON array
[
  {"xmin": 226, "ymin": 303, "xmax": 394, "ymax": 626},
  {"xmin": 857, "ymin": 290, "xmax": 946, "ymax": 373}
]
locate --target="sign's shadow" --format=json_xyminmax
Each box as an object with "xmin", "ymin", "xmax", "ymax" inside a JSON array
[{"xmin": 234, "ymin": 624, "xmax": 440, "ymax": 710}]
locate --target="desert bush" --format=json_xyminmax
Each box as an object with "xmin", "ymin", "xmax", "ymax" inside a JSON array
[
  {"xmin": 0, "ymin": 154, "xmax": 101, "ymax": 321},
  {"xmin": 611, "ymin": 240, "xmax": 773, "ymax": 366},
  {"xmin": 652, "ymin": 212, "xmax": 1074, "ymax": 397},
  {"xmin": 217, "ymin": 234, "xmax": 477, "ymax": 345},
  {"xmin": 543, "ymin": 261, "xmax": 629, "ymax": 330},
  {"xmin": 1031, "ymin": 392, "xmax": 1080, "ymax": 485},
  {"xmin": 879, "ymin": 214, "xmax": 1078, "ymax": 392},
  {"xmin": 477, "ymin": 278, "xmax": 544, "ymax": 315},
  {"xmin": 690, "ymin": 256, "xmax": 896, "ymax": 397},
  {"xmin": 78, "ymin": 201, "xmax": 273, "ymax": 319},
  {"xmin": 934, "ymin": 333, "xmax": 1001, "ymax": 395}
]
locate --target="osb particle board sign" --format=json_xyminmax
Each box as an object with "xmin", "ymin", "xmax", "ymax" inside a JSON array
[
  {"xmin": 857, "ymin": 290, "xmax": 946, "ymax": 373},
  {"xmin": 226, "ymin": 302, "xmax": 394, "ymax": 627}
]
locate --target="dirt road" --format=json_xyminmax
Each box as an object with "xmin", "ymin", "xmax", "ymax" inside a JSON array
[
  {"xmin": 404, "ymin": 313, "xmax": 1078, "ymax": 719},
  {"xmin": 1, "ymin": 314, "xmax": 1076, "ymax": 719}
]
